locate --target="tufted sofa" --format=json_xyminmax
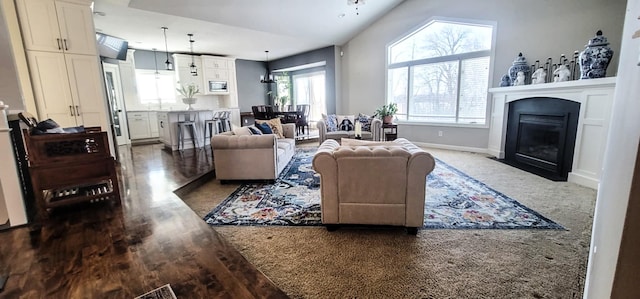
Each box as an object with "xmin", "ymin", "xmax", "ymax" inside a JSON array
[
  {"xmin": 211, "ymin": 123, "xmax": 296, "ymax": 182},
  {"xmin": 312, "ymin": 138, "xmax": 435, "ymax": 234},
  {"xmin": 317, "ymin": 117, "xmax": 383, "ymax": 144}
]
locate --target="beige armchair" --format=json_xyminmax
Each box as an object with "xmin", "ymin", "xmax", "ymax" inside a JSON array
[{"xmin": 312, "ymin": 138, "xmax": 435, "ymax": 234}]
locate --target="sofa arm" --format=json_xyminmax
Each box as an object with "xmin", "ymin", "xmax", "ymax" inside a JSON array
[
  {"xmin": 370, "ymin": 118, "xmax": 383, "ymax": 141},
  {"xmin": 397, "ymin": 138, "xmax": 436, "ymax": 227},
  {"xmin": 211, "ymin": 134, "xmax": 276, "ymax": 150},
  {"xmin": 282, "ymin": 123, "xmax": 296, "ymax": 139},
  {"xmin": 312, "ymin": 139, "xmax": 340, "ymax": 223},
  {"xmin": 316, "ymin": 120, "xmax": 328, "ymax": 144}
]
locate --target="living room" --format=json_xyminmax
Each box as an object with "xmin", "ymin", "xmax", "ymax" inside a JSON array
[{"xmin": 0, "ymin": 0, "xmax": 639, "ymax": 298}]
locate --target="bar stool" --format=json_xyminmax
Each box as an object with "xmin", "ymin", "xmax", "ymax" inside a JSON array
[
  {"xmin": 218, "ymin": 110, "xmax": 232, "ymax": 132},
  {"xmin": 177, "ymin": 112, "xmax": 199, "ymax": 151},
  {"xmin": 204, "ymin": 111, "xmax": 223, "ymax": 146}
]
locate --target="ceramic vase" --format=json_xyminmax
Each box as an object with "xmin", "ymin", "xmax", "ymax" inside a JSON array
[
  {"xmin": 383, "ymin": 115, "xmax": 393, "ymax": 124},
  {"xmin": 508, "ymin": 53, "xmax": 531, "ymax": 86},
  {"xmin": 579, "ymin": 30, "xmax": 614, "ymax": 79},
  {"xmin": 182, "ymin": 98, "xmax": 197, "ymax": 110}
]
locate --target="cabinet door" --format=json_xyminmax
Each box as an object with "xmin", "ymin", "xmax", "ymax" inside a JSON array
[
  {"xmin": 148, "ymin": 112, "xmax": 159, "ymax": 137},
  {"xmin": 26, "ymin": 51, "xmax": 76, "ymax": 127},
  {"xmin": 55, "ymin": 1, "xmax": 97, "ymax": 55},
  {"xmin": 157, "ymin": 113, "xmax": 170, "ymax": 145},
  {"xmin": 127, "ymin": 112, "xmax": 151, "ymax": 139},
  {"xmin": 203, "ymin": 57, "xmax": 228, "ymax": 69},
  {"xmin": 65, "ymin": 54, "xmax": 108, "ymax": 128},
  {"xmin": 16, "ymin": 0, "xmax": 63, "ymax": 53}
]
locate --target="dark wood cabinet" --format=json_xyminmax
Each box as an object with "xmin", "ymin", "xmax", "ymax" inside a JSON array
[{"xmin": 23, "ymin": 128, "xmax": 120, "ymax": 227}]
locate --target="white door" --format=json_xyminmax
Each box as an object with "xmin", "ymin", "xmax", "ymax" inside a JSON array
[
  {"xmin": 66, "ymin": 54, "xmax": 108, "ymax": 128},
  {"xmin": 55, "ymin": 0, "xmax": 98, "ymax": 55},
  {"xmin": 15, "ymin": 0, "xmax": 62, "ymax": 53},
  {"xmin": 102, "ymin": 63, "xmax": 130, "ymax": 145},
  {"xmin": 26, "ymin": 51, "xmax": 76, "ymax": 127}
]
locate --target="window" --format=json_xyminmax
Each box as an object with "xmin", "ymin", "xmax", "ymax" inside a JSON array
[
  {"xmin": 387, "ymin": 19, "xmax": 494, "ymax": 124},
  {"xmin": 135, "ymin": 70, "xmax": 176, "ymax": 105},
  {"xmin": 292, "ymin": 71, "xmax": 326, "ymax": 121}
]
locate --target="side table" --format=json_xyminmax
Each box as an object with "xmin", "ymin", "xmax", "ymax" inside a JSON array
[{"xmin": 382, "ymin": 123, "xmax": 398, "ymax": 141}]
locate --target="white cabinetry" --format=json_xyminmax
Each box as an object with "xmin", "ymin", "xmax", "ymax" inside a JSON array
[
  {"xmin": 173, "ymin": 54, "xmax": 204, "ymax": 94},
  {"xmin": 127, "ymin": 111, "xmax": 159, "ymax": 140},
  {"xmin": 17, "ymin": 0, "xmax": 109, "ymax": 134},
  {"xmin": 16, "ymin": 0, "xmax": 97, "ymax": 55},
  {"xmin": 201, "ymin": 56, "xmax": 238, "ymax": 108},
  {"xmin": 27, "ymin": 51, "xmax": 105, "ymax": 128}
]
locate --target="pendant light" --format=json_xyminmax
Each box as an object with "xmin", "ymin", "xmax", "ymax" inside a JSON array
[
  {"xmin": 161, "ymin": 27, "xmax": 172, "ymax": 70},
  {"xmin": 188, "ymin": 33, "xmax": 197, "ymax": 76},
  {"xmin": 260, "ymin": 50, "xmax": 275, "ymax": 84}
]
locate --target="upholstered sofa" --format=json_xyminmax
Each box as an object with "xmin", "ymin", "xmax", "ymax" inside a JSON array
[
  {"xmin": 317, "ymin": 117, "xmax": 383, "ymax": 144},
  {"xmin": 211, "ymin": 123, "xmax": 296, "ymax": 181},
  {"xmin": 312, "ymin": 138, "xmax": 435, "ymax": 234}
]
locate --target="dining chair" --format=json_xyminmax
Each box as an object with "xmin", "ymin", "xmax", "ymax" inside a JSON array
[{"xmin": 295, "ymin": 104, "xmax": 310, "ymax": 135}]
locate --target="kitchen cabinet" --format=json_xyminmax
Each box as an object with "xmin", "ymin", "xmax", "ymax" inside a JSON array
[
  {"xmin": 27, "ymin": 51, "xmax": 107, "ymax": 129},
  {"xmin": 16, "ymin": 0, "xmax": 97, "ymax": 55},
  {"xmin": 173, "ymin": 54, "xmax": 204, "ymax": 94},
  {"xmin": 17, "ymin": 0, "xmax": 109, "ymax": 141},
  {"xmin": 157, "ymin": 110, "xmax": 214, "ymax": 151},
  {"xmin": 127, "ymin": 111, "xmax": 159, "ymax": 140}
]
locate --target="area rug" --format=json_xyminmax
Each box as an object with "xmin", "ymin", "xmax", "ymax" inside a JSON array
[{"xmin": 204, "ymin": 148, "xmax": 563, "ymax": 229}]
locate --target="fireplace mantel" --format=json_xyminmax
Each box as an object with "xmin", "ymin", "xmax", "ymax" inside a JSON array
[{"xmin": 488, "ymin": 77, "xmax": 616, "ymax": 188}]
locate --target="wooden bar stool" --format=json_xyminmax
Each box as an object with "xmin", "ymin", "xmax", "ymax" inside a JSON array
[{"xmin": 177, "ymin": 112, "xmax": 199, "ymax": 151}]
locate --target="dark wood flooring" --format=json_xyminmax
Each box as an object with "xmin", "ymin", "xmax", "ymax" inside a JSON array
[{"xmin": 0, "ymin": 144, "xmax": 288, "ymax": 299}]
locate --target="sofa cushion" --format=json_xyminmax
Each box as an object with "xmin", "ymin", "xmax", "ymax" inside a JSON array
[
  {"xmin": 256, "ymin": 122, "xmax": 273, "ymax": 134},
  {"xmin": 232, "ymin": 127, "xmax": 252, "ymax": 136},
  {"xmin": 322, "ymin": 114, "xmax": 338, "ymax": 132},
  {"xmin": 256, "ymin": 118, "xmax": 284, "ymax": 139},
  {"xmin": 277, "ymin": 138, "xmax": 295, "ymax": 152}
]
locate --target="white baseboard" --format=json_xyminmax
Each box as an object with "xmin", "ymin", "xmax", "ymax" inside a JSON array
[
  {"xmin": 568, "ymin": 172, "xmax": 599, "ymax": 189},
  {"xmin": 411, "ymin": 141, "xmax": 489, "ymax": 154}
]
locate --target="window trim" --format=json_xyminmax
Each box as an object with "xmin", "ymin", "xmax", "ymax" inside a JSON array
[{"xmin": 385, "ymin": 16, "xmax": 498, "ymax": 126}]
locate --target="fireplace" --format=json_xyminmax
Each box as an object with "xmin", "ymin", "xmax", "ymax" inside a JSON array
[{"xmin": 504, "ymin": 97, "xmax": 580, "ymax": 181}]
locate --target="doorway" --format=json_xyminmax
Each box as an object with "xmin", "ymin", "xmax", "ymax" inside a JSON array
[
  {"xmin": 102, "ymin": 63, "xmax": 130, "ymax": 145},
  {"xmin": 292, "ymin": 70, "xmax": 326, "ymax": 122}
]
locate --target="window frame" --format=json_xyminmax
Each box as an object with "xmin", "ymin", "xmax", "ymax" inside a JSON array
[
  {"xmin": 385, "ymin": 17, "xmax": 497, "ymax": 128},
  {"xmin": 135, "ymin": 69, "xmax": 177, "ymax": 106}
]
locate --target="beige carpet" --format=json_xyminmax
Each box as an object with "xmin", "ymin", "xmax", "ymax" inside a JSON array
[{"xmin": 180, "ymin": 145, "xmax": 595, "ymax": 299}]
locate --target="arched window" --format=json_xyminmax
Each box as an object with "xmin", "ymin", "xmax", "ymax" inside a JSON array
[{"xmin": 387, "ymin": 18, "xmax": 495, "ymax": 124}]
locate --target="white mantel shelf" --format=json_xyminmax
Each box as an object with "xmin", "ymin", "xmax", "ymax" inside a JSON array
[{"xmin": 488, "ymin": 77, "xmax": 617, "ymax": 189}]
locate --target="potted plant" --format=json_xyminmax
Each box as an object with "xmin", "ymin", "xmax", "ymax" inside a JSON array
[
  {"xmin": 375, "ymin": 103, "xmax": 398, "ymax": 124},
  {"xmin": 177, "ymin": 83, "xmax": 200, "ymax": 110}
]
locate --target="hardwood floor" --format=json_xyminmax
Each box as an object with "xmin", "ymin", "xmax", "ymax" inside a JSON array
[{"xmin": 0, "ymin": 144, "xmax": 288, "ymax": 299}]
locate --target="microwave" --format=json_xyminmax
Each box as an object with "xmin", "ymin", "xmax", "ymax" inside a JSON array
[{"xmin": 208, "ymin": 80, "xmax": 228, "ymax": 93}]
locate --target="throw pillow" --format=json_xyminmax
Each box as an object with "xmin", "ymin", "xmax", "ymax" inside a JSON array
[
  {"xmin": 338, "ymin": 118, "xmax": 354, "ymax": 131},
  {"xmin": 357, "ymin": 113, "xmax": 373, "ymax": 132},
  {"xmin": 323, "ymin": 114, "xmax": 338, "ymax": 132},
  {"xmin": 232, "ymin": 127, "xmax": 252, "ymax": 136},
  {"xmin": 336, "ymin": 115, "xmax": 355, "ymax": 129},
  {"xmin": 247, "ymin": 125, "xmax": 263, "ymax": 135},
  {"xmin": 255, "ymin": 122, "xmax": 273, "ymax": 134},
  {"xmin": 255, "ymin": 118, "xmax": 284, "ymax": 138}
]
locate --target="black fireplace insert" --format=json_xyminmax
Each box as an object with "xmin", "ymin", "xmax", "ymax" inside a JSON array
[{"xmin": 504, "ymin": 97, "xmax": 580, "ymax": 181}]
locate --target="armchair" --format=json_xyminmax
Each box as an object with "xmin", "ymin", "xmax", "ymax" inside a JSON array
[{"xmin": 312, "ymin": 138, "xmax": 435, "ymax": 234}]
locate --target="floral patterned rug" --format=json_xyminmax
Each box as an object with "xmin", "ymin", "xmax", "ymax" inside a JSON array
[{"xmin": 204, "ymin": 148, "xmax": 563, "ymax": 229}]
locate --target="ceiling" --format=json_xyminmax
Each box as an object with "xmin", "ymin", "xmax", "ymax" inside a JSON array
[{"xmin": 92, "ymin": 0, "xmax": 404, "ymax": 61}]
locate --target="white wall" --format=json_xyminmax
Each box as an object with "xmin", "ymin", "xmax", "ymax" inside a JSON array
[
  {"xmin": 341, "ymin": 0, "xmax": 626, "ymax": 149},
  {"xmin": 584, "ymin": 0, "xmax": 640, "ymax": 297},
  {"xmin": 0, "ymin": 0, "xmax": 23, "ymax": 110}
]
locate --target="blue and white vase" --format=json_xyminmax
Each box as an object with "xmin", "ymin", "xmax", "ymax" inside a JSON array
[
  {"xmin": 508, "ymin": 53, "xmax": 531, "ymax": 86},
  {"xmin": 579, "ymin": 30, "xmax": 614, "ymax": 79}
]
